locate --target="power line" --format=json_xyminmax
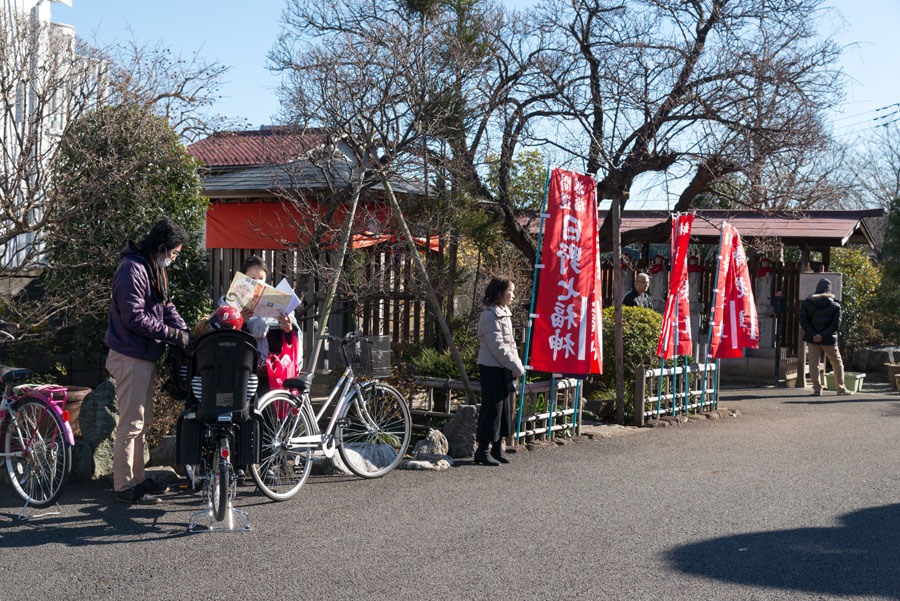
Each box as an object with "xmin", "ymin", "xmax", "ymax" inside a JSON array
[
  {"xmin": 831, "ymin": 101, "xmax": 900, "ymax": 122},
  {"xmin": 832, "ymin": 107, "xmax": 900, "ymax": 132}
]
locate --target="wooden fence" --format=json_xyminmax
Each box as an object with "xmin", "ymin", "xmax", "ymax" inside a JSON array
[{"xmin": 209, "ymin": 245, "xmax": 804, "ymax": 373}]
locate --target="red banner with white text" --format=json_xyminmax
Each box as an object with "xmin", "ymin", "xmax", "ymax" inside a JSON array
[
  {"xmin": 708, "ymin": 223, "xmax": 735, "ymax": 358},
  {"xmin": 530, "ymin": 168, "xmax": 602, "ymax": 375},
  {"xmin": 656, "ymin": 214, "xmax": 694, "ymax": 359},
  {"xmin": 712, "ymin": 229, "xmax": 759, "ymax": 358}
]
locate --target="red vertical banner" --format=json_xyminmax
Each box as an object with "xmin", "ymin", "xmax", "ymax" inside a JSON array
[
  {"xmin": 708, "ymin": 223, "xmax": 735, "ymax": 358},
  {"xmin": 656, "ymin": 214, "xmax": 694, "ymax": 359},
  {"xmin": 714, "ymin": 229, "xmax": 759, "ymax": 358},
  {"xmin": 530, "ymin": 168, "xmax": 601, "ymax": 375}
]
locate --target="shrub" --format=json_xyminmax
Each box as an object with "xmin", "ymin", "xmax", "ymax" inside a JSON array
[
  {"xmin": 44, "ymin": 104, "xmax": 211, "ymax": 357},
  {"xmin": 877, "ymin": 197, "xmax": 900, "ymax": 343},
  {"xmin": 596, "ymin": 306, "xmax": 675, "ymax": 420},
  {"xmin": 830, "ymin": 246, "xmax": 884, "ymax": 361},
  {"xmin": 601, "ymin": 306, "xmax": 665, "ymax": 385}
]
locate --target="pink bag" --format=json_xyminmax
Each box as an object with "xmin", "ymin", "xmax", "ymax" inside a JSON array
[
  {"xmin": 266, "ymin": 330, "xmax": 299, "ymax": 420},
  {"xmin": 266, "ymin": 330, "xmax": 299, "ymax": 391}
]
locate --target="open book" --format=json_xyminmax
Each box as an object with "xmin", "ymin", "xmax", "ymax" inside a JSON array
[{"xmin": 224, "ymin": 272, "xmax": 301, "ymax": 320}]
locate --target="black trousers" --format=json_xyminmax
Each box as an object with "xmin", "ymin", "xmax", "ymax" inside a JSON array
[{"xmin": 477, "ymin": 365, "xmax": 515, "ymax": 444}]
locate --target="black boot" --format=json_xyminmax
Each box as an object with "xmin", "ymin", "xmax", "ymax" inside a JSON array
[
  {"xmin": 474, "ymin": 442, "xmax": 500, "ymax": 466},
  {"xmin": 491, "ymin": 441, "xmax": 510, "ymax": 464}
]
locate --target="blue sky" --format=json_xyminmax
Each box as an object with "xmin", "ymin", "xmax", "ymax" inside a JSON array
[{"xmin": 54, "ymin": 0, "xmax": 900, "ymax": 206}]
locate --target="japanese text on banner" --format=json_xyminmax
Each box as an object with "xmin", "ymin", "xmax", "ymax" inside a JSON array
[
  {"xmin": 656, "ymin": 214, "xmax": 694, "ymax": 359},
  {"xmin": 530, "ymin": 168, "xmax": 601, "ymax": 375}
]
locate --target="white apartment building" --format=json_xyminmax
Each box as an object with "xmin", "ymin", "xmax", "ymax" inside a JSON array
[{"xmin": 2, "ymin": 0, "xmax": 75, "ymax": 270}]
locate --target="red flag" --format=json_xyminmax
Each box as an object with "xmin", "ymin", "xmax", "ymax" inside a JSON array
[
  {"xmin": 656, "ymin": 214, "xmax": 694, "ymax": 359},
  {"xmin": 714, "ymin": 230, "xmax": 759, "ymax": 358},
  {"xmin": 708, "ymin": 223, "xmax": 735, "ymax": 358},
  {"xmin": 531, "ymin": 168, "xmax": 601, "ymax": 375}
]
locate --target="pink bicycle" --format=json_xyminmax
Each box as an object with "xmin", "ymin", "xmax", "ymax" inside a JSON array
[{"xmin": 0, "ymin": 323, "xmax": 74, "ymax": 514}]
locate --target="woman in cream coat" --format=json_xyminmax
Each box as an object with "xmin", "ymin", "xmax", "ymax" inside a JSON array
[{"xmin": 475, "ymin": 276, "xmax": 525, "ymax": 465}]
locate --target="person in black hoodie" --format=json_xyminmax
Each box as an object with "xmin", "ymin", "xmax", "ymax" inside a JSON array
[{"xmin": 799, "ymin": 278, "xmax": 852, "ymax": 396}]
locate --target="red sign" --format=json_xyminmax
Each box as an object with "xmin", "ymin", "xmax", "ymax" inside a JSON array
[
  {"xmin": 656, "ymin": 214, "xmax": 694, "ymax": 359},
  {"xmin": 710, "ymin": 225, "xmax": 759, "ymax": 358},
  {"xmin": 708, "ymin": 223, "xmax": 734, "ymax": 358},
  {"xmin": 530, "ymin": 168, "xmax": 602, "ymax": 375}
]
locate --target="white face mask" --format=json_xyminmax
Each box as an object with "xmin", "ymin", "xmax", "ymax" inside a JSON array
[{"xmin": 157, "ymin": 254, "xmax": 172, "ymax": 268}]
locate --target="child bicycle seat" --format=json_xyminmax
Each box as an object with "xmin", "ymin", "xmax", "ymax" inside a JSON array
[{"xmin": 190, "ymin": 329, "xmax": 259, "ymax": 423}]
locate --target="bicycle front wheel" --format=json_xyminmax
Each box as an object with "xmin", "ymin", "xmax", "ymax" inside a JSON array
[
  {"xmin": 337, "ymin": 382, "xmax": 411, "ymax": 478},
  {"xmin": 250, "ymin": 392, "xmax": 313, "ymax": 501},
  {"xmin": 4, "ymin": 397, "xmax": 71, "ymax": 508}
]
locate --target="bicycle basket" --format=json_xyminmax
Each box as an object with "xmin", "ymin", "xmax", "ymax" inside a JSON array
[{"xmin": 342, "ymin": 336, "xmax": 390, "ymax": 378}]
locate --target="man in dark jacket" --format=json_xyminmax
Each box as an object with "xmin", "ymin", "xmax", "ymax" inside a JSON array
[
  {"xmin": 799, "ymin": 278, "xmax": 851, "ymax": 396},
  {"xmin": 105, "ymin": 218, "xmax": 193, "ymax": 505},
  {"xmin": 623, "ymin": 272, "xmax": 652, "ymax": 308}
]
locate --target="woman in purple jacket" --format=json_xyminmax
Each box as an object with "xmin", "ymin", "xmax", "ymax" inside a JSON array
[{"xmin": 105, "ymin": 218, "xmax": 193, "ymax": 505}]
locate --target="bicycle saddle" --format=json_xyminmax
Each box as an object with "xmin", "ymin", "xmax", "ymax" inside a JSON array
[
  {"xmin": 0, "ymin": 366, "xmax": 32, "ymax": 384},
  {"xmin": 282, "ymin": 373, "xmax": 314, "ymax": 392}
]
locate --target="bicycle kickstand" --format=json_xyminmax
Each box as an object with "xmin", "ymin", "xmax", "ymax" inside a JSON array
[{"xmin": 16, "ymin": 497, "xmax": 61, "ymax": 521}]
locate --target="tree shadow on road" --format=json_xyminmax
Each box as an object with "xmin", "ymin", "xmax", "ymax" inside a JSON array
[
  {"xmin": 667, "ymin": 504, "xmax": 900, "ymax": 599},
  {"xmin": 0, "ymin": 479, "xmax": 190, "ymax": 546}
]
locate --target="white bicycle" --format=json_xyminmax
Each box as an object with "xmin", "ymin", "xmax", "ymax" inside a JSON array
[{"xmin": 250, "ymin": 332, "xmax": 411, "ymax": 501}]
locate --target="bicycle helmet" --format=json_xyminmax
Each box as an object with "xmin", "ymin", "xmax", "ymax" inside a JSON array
[{"xmin": 209, "ymin": 305, "xmax": 243, "ymax": 331}]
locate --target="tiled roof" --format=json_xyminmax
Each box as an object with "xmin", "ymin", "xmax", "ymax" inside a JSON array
[
  {"xmin": 187, "ymin": 127, "xmax": 328, "ymax": 168},
  {"xmin": 200, "ymin": 161, "xmax": 425, "ymax": 196},
  {"xmin": 516, "ymin": 209, "xmax": 883, "ymax": 247}
]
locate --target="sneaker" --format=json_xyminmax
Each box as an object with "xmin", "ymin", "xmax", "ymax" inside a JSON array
[
  {"xmin": 140, "ymin": 478, "xmax": 170, "ymax": 495},
  {"xmin": 115, "ymin": 486, "xmax": 162, "ymax": 505},
  {"xmin": 837, "ymin": 389, "xmax": 855, "ymax": 396},
  {"xmin": 811, "ymin": 390, "xmax": 823, "ymax": 397}
]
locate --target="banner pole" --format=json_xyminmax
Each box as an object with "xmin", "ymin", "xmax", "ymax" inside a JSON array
[
  {"xmin": 516, "ymin": 167, "xmax": 552, "ymax": 442},
  {"xmin": 547, "ymin": 375, "xmax": 557, "ymax": 440},
  {"xmin": 714, "ymin": 358, "xmax": 721, "ymax": 410},
  {"xmin": 656, "ymin": 357, "xmax": 664, "ymax": 418},
  {"xmin": 701, "ymin": 221, "xmax": 727, "ymax": 410},
  {"xmin": 672, "ymin": 214, "xmax": 680, "ymax": 416},
  {"xmin": 573, "ymin": 380, "xmax": 581, "ymax": 434}
]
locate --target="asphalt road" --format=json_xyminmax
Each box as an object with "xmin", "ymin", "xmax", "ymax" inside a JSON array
[{"xmin": 2, "ymin": 384, "xmax": 900, "ymax": 601}]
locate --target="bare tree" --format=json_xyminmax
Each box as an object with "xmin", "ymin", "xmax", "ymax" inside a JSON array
[
  {"xmin": 525, "ymin": 0, "xmax": 845, "ymax": 251},
  {"xmin": 270, "ymin": 0, "xmax": 481, "ymax": 394},
  {"xmin": 0, "ymin": 10, "xmax": 231, "ymax": 274},
  {"xmin": 1, "ymin": 12, "xmax": 108, "ymax": 271},
  {"xmin": 851, "ymin": 122, "xmax": 900, "ymax": 210}
]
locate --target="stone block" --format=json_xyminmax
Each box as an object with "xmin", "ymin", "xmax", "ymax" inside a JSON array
[
  {"xmin": 526, "ymin": 440, "xmax": 556, "ymax": 451},
  {"xmin": 412, "ymin": 429, "xmax": 449, "ymax": 459},
  {"xmin": 399, "ymin": 456, "xmax": 453, "ymax": 471},
  {"xmin": 442, "ymin": 405, "xmax": 479, "ymax": 459},
  {"xmin": 853, "ymin": 346, "xmax": 900, "ymax": 372}
]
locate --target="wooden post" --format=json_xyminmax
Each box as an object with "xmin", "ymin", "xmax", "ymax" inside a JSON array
[
  {"xmin": 613, "ymin": 195, "xmax": 625, "ymax": 425},
  {"xmin": 634, "ymin": 368, "xmax": 645, "ymax": 426},
  {"xmin": 795, "ymin": 244, "xmax": 811, "ymax": 388}
]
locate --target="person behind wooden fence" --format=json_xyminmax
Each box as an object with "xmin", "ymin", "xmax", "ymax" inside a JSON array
[{"xmin": 475, "ymin": 276, "xmax": 525, "ymax": 466}]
